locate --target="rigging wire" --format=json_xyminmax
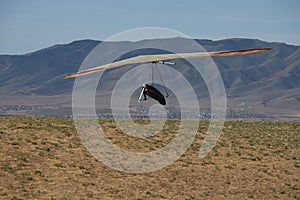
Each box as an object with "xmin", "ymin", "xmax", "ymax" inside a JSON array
[
  {"xmin": 149, "ymin": 61, "xmax": 169, "ymax": 98},
  {"xmin": 151, "ymin": 62, "xmax": 154, "ymax": 84}
]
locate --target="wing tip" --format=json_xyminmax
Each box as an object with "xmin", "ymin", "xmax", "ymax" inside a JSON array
[
  {"xmin": 260, "ymin": 47, "xmax": 272, "ymax": 51},
  {"xmin": 63, "ymin": 74, "xmax": 75, "ymax": 79}
]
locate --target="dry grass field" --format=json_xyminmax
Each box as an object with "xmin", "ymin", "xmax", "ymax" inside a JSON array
[{"xmin": 0, "ymin": 116, "xmax": 299, "ymax": 199}]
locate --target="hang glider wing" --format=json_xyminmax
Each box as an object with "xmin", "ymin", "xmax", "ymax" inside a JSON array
[{"xmin": 63, "ymin": 48, "xmax": 270, "ymax": 79}]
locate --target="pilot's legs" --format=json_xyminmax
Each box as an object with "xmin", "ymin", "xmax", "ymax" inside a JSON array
[{"xmin": 138, "ymin": 87, "xmax": 145, "ymax": 103}]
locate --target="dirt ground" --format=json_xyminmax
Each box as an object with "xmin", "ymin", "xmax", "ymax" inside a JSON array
[{"xmin": 0, "ymin": 116, "xmax": 299, "ymax": 199}]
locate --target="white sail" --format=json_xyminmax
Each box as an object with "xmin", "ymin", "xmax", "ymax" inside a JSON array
[{"xmin": 64, "ymin": 48, "xmax": 271, "ymax": 79}]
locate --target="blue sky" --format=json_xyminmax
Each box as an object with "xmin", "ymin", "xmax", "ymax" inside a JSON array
[{"xmin": 1, "ymin": 0, "xmax": 299, "ymax": 54}]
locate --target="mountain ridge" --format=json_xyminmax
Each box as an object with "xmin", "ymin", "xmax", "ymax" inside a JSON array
[{"xmin": 0, "ymin": 38, "xmax": 299, "ymax": 119}]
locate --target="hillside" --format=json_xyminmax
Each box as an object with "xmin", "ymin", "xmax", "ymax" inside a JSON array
[{"xmin": 0, "ymin": 38, "xmax": 299, "ymax": 119}]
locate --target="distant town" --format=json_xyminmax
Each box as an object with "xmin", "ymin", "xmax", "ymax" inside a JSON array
[{"xmin": 0, "ymin": 104, "xmax": 275, "ymax": 120}]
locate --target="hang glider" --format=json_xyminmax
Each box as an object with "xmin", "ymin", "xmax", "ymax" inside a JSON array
[{"xmin": 63, "ymin": 48, "xmax": 271, "ymax": 79}]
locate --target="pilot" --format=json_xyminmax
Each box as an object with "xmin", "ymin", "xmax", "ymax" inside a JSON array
[{"xmin": 142, "ymin": 84, "xmax": 166, "ymax": 105}]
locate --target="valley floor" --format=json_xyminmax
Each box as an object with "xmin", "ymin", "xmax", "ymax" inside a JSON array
[{"xmin": 0, "ymin": 117, "xmax": 299, "ymax": 199}]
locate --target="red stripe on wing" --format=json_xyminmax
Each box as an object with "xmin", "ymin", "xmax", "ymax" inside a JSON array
[{"xmin": 212, "ymin": 48, "xmax": 271, "ymax": 55}]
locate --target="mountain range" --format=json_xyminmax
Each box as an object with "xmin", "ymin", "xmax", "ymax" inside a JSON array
[{"xmin": 0, "ymin": 38, "xmax": 299, "ymax": 120}]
